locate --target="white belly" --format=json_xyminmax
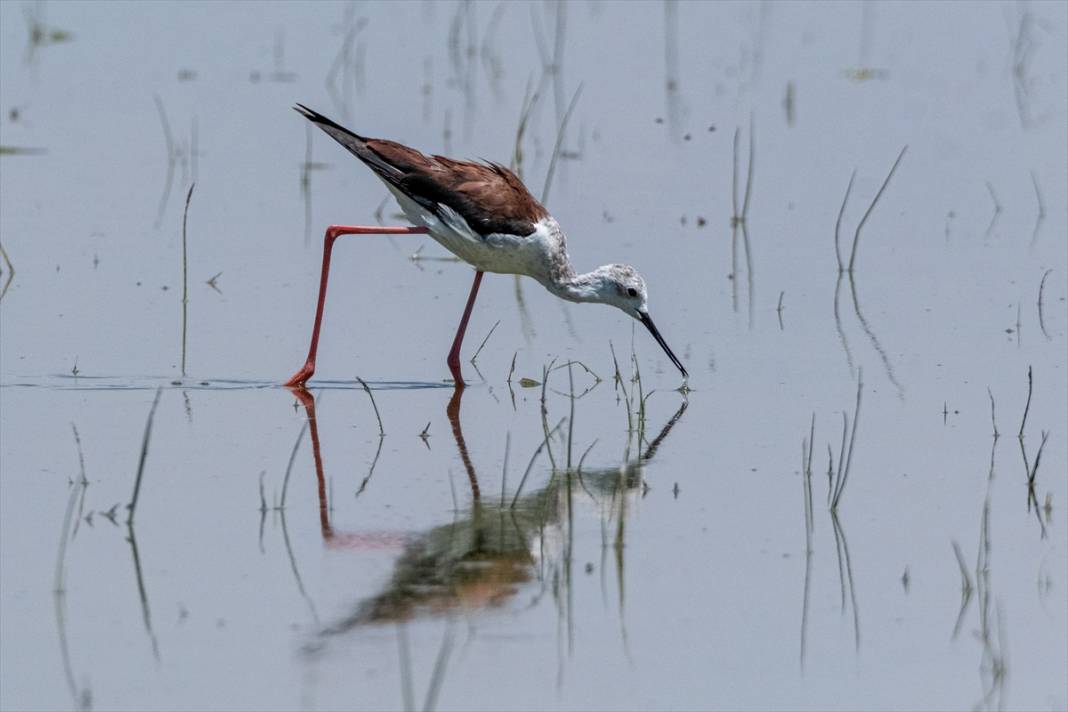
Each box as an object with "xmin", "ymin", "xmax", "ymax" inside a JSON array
[{"xmin": 387, "ymin": 186, "xmax": 552, "ymax": 278}]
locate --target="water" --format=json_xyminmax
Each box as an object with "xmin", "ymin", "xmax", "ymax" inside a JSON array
[{"xmin": 1, "ymin": 2, "xmax": 1065, "ymax": 710}]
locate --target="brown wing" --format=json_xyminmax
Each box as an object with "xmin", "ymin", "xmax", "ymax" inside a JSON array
[
  {"xmin": 295, "ymin": 104, "xmax": 546, "ymax": 237},
  {"xmin": 396, "ymin": 157, "xmax": 547, "ymax": 237}
]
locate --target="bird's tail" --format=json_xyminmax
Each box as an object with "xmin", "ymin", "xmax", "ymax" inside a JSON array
[{"xmin": 293, "ymin": 104, "xmax": 400, "ymax": 181}]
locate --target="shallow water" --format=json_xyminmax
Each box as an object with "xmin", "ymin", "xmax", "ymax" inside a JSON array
[{"xmin": 1, "ymin": 2, "xmax": 1066, "ymax": 711}]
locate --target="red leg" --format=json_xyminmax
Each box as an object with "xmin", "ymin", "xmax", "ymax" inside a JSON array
[
  {"xmin": 446, "ymin": 270, "xmax": 485, "ymax": 386},
  {"xmin": 286, "ymin": 387, "xmax": 331, "ymax": 537},
  {"xmin": 447, "ymin": 384, "xmax": 480, "ymax": 502},
  {"xmin": 285, "ymin": 224, "xmax": 428, "ymax": 387}
]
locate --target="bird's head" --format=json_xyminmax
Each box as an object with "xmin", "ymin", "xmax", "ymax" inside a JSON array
[
  {"xmin": 591, "ymin": 265, "xmax": 688, "ymax": 379},
  {"xmin": 592, "ymin": 264, "xmax": 648, "ymax": 315}
]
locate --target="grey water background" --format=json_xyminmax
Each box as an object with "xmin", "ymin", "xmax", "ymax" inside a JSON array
[{"xmin": 1, "ymin": 1, "xmax": 1066, "ymax": 710}]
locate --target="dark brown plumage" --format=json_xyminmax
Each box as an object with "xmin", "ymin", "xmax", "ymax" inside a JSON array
[{"xmin": 294, "ymin": 104, "xmax": 547, "ymax": 237}]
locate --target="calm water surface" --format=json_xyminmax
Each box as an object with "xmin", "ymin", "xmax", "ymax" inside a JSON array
[{"xmin": 1, "ymin": 2, "xmax": 1066, "ymax": 710}]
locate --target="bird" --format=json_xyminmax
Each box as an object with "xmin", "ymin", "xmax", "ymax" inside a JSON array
[{"xmin": 284, "ymin": 104, "xmax": 687, "ymax": 388}]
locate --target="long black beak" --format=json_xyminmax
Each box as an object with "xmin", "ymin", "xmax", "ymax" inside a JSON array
[{"xmin": 638, "ymin": 311, "xmax": 688, "ymax": 379}]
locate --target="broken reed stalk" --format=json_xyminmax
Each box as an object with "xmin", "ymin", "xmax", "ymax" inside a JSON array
[
  {"xmin": 802, "ymin": 437, "xmax": 814, "ymax": 532},
  {"xmin": 950, "ymin": 540, "xmax": 974, "ymax": 641},
  {"xmin": 950, "ymin": 537, "xmax": 976, "ymax": 641},
  {"xmin": 506, "ymin": 351, "xmax": 517, "ymax": 382},
  {"xmin": 550, "ymin": 358, "xmax": 602, "ymax": 383},
  {"xmin": 806, "ymin": 413, "xmax": 815, "ymax": 478},
  {"xmin": 355, "ymin": 435, "xmax": 385, "ymax": 499},
  {"xmin": 639, "ymin": 390, "xmax": 656, "ymax": 431},
  {"xmin": 566, "ymin": 362, "xmax": 575, "ymax": 468},
  {"xmin": 539, "ymin": 358, "xmax": 559, "ymax": 470},
  {"xmin": 127, "ymin": 387, "xmax": 163, "ymax": 526},
  {"xmin": 540, "ymin": 83, "xmax": 583, "ymax": 206},
  {"xmin": 831, "ymin": 411, "xmax": 849, "ymax": 507},
  {"xmin": 356, "ymin": 376, "xmax": 385, "ymax": 436},
  {"xmin": 731, "ymin": 127, "xmax": 741, "ymax": 219},
  {"xmin": 510, "ymin": 417, "xmax": 566, "ymax": 508},
  {"xmin": 153, "ymin": 95, "xmax": 176, "ymax": 228},
  {"xmin": 511, "ymin": 75, "xmax": 539, "ymax": 179},
  {"xmin": 1037, "ymin": 269, "xmax": 1052, "ymax": 340},
  {"xmin": 0, "ymin": 241, "xmax": 14, "ymax": 302},
  {"xmin": 609, "ymin": 340, "xmax": 623, "ymax": 393},
  {"xmin": 741, "ymin": 222, "xmax": 755, "ymax": 329},
  {"xmin": 825, "ymin": 443, "xmax": 834, "ymax": 501},
  {"xmin": 71, "ymin": 423, "xmax": 87, "ymax": 485},
  {"xmin": 847, "ymin": 146, "xmax": 907, "ymax": 273},
  {"xmin": 984, "ymin": 181, "xmax": 1002, "ymax": 240},
  {"xmin": 982, "ymin": 179, "xmax": 999, "ymax": 215},
  {"xmin": 621, "ymin": 370, "xmax": 635, "ymax": 433},
  {"xmin": 1018, "ymin": 366, "xmax": 1032, "ymax": 440},
  {"xmin": 741, "ymin": 114, "xmax": 755, "ymax": 219},
  {"xmin": 66, "ymin": 427, "xmax": 93, "ymax": 539},
  {"xmin": 1028, "ymin": 430, "xmax": 1049, "ymax": 486},
  {"xmin": 1030, "ymin": 170, "xmax": 1046, "ymax": 248},
  {"xmin": 951, "ymin": 540, "xmax": 974, "ymax": 592},
  {"xmin": 800, "ymin": 431, "xmax": 815, "ymax": 668},
  {"xmin": 831, "ymin": 369, "xmax": 863, "ymax": 510},
  {"xmin": 1031, "ymin": 170, "xmax": 1045, "ymax": 217},
  {"xmin": 987, "ymin": 387, "xmax": 999, "ymax": 439},
  {"xmin": 279, "ymin": 419, "xmax": 309, "ymax": 510},
  {"xmin": 632, "ymin": 353, "xmax": 645, "ymax": 429},
  {"xmin": 0, "ymin": 241, "xmax": 13, "ymax": 276},
  {"xmin": 834, "ymin": 170, "xmax": 857, "ymax": 272},
  {"xmin": 68, "ymin": 423, "xmax": 91, "ymax": 539},
  {"xmin": 982, "ymin": 181, "xmax": 999, "ymax": 209},
  {"xmin": 576, "ymin": 438, "xmax": 598, "ymax": 472},
  {"xmin": 470, "ymin": 320, "xmax": 500, "ymax": 364},
  {"xmin": 54, "ymin": 478, "xmax": 83, "ymax": 594},
  {"xmin": 180, "ymin": 183, "xmax": 195, "ymax": 377},
  {"xmin": 258, "ymin": 470, "xmax": 267, "ymax": 514}
]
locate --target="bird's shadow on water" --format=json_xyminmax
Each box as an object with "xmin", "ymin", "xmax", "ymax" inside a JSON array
[{"xmin": 279, "ymin": 381, "xmax": 688, "ymax": 695}]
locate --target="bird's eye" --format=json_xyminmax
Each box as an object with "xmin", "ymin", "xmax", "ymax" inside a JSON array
[{"xmin": 627, "ymin": 287, "xmax": 638, "ymax": 297}]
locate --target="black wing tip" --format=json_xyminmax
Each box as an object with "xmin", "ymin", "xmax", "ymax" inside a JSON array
[
  {"xmin": 292, "ymin": 103, "xmax": 365, "ymax": 141},
  {"xmin": 293, "ymin": 103, "xmax": 333, "ymax": 126}
]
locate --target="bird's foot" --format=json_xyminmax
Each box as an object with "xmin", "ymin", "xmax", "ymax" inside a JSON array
[
  {"xmin": 284, "ymin": 363, "xmax": 315, "ymax": 388},
  {"xmin": 447, "ymin": 357, "xmax": 467, "ymax": 389}
]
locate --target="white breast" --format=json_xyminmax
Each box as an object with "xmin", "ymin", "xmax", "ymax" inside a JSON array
[{"xmin": 387, "ymin": 187, "xmax": 559, "ymax": 279}]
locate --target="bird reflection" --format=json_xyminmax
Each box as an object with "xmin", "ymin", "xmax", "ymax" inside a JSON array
[{"xmin": 285, "ymin": 384, "xmax": 687, "ymax": 636}]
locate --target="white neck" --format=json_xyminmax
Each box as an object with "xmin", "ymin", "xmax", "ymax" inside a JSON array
[
  {"xmin": 548, "ymin": 268, "xmax": 615, "ymax": 305},
  {"xmin": 532, "ymin": 219, "xmax": 613, "ymax": 304}
]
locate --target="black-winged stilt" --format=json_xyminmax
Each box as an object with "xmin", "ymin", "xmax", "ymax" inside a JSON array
[{"xmin": 285, "ymin": 104, "xmax": 687, "ymax": 387}]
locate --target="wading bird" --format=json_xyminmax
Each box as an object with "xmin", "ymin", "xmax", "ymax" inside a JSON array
[{"xmin": 285, "ymin": 104, "xmax": 687, "ymax": 387}]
